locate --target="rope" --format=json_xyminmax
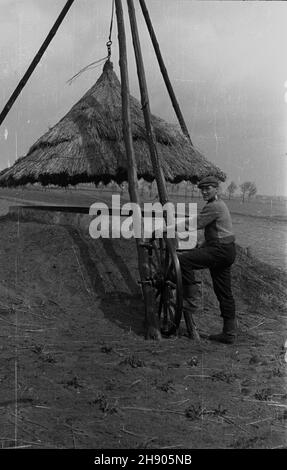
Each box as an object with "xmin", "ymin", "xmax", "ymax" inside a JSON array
[
  {"xmin": 66, "ymin": 56, "xmax": 108, "ymax": 85},
  {"xmin": 67, "ymin": 0, "xmax": 115, "ymax": 85}
]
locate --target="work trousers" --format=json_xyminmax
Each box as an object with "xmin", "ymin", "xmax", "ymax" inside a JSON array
[{"xmin": 178, "ymin": 242, "xmax": 236, "ymax": 321}]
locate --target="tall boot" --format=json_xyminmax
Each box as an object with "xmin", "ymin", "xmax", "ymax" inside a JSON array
[
  {"xmin": 182, "ymin": 283, "xmax": 201, "ymax": 341},
  {"xmin": 209, "ymin": 318, "xmax": 237, "ymax": 344}
]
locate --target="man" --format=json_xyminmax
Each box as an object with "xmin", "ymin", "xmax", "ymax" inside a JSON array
[{"xmin": 177, "ymin": 175, "xmax": 236, "ymax": 344}]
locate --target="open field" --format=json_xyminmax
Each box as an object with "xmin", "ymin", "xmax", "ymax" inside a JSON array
[
  {"xmin": 0, "ymin": 186, "xmax": 286, "ymax": 270},
  {"xmin": 1, "ymin": 185, "xmax": 287, "ymax": 218}
]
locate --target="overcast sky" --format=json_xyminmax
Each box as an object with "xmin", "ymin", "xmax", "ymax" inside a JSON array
[{"xmin": 0, "ymin": 0, "xmax": 286, "ymax": 196}]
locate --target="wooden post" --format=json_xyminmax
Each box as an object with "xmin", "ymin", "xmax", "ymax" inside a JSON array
[
  {"xmin": 115, "ymin": 0, "xmax": 161, "ymax": 340},
  {"xmin": 139, "ymin": 0, "xmax": 193, "ymax": 146},
  {"xmin": 126, "ymin": 0, "xmax": 169, "ymax": 207},
  {"xmin": 0, "ymin": 0, "xmax": 75, "ymax": 128}
]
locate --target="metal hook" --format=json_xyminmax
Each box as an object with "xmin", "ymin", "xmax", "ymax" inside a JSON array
[{"xmin": 106, "ymin": 40, "xmax": 112, "ymax": 59}]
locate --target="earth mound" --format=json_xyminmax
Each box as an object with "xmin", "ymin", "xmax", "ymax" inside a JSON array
[{"xmin": 0, "ymin": 215, "xmax": 286, "ymax": 449}]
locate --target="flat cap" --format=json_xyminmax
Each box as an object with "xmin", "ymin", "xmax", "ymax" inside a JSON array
[{"xmin": 197, "ymin": 176, "xmax": 219, "ymax": 188}]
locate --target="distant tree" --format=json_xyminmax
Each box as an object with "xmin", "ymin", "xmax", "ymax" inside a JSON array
[
  {"xmin": 240, "ymin": 182, "xmax": 250, "ymax": 202},
  {"xmin": 190, "ymin": 183, "xmax": 195, "ymax": 198},
  {"xmin": 184, "ymin": 181, "xmax": 189, "ymax": 200},
  {"xmin": 120, "ymin": 182, "xmax": 127, "ymax": 196},
  {"xmin": 149, "ymin": 182, "xmax": 153, "ymax": 198},
  {"xmin": 240, "ymin": 181, "xmax": 257, "ymax": 202},
  {"xmin": 247, "ymin": 182, "xmax": 257, "ymax": 200},
  {"xmin": 226, "ymin": 181, "xmax": 237, "ymax": 200}
]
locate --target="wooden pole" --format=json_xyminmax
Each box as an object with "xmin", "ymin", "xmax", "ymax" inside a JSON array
[
  {"xmin": 126, "ymin": 0, "xmax": 169, "ymax": 207},
  {"xmin": 139, "ymin": 0, "xmax": 193, "ymax": 146},
  {"xmin": 115, "ymin": 0, "xmax": 161, "ymax": 340},
  {"xmin": 0, "ymin": 0, "xmax": 75, "ymax": 127}
]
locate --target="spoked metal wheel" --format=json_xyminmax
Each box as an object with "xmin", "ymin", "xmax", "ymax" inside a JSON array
[{"xmin": 146, "ymin": 236, "xmax": 183, "ymax": 336}]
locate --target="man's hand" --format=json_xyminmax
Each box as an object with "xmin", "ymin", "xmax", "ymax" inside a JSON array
[
  {"xmin": 196, "ymin": 240, "xmax": 205, "ymax": 248},
  {"xmin": 152, "ymin": 226, "xmax": 166, "ymax": 239}
]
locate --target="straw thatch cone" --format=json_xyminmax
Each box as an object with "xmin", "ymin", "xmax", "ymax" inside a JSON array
[{"xmin": 0, "ymin": 60, "xmax": 226, "ymax": 187}]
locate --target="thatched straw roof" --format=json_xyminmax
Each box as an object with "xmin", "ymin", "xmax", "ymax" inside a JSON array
[{"xmin": 0, "ymin": 60, "xmax": 226, "ymax": 187}]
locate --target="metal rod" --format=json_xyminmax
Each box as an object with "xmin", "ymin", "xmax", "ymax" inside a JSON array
[
  {"xmin": 139, "ymin": 0, "xmax": 193, "ymax": 145},
  {"xmin": 0, "ymin": 0, "xmax": 75, "ymax": 127}
]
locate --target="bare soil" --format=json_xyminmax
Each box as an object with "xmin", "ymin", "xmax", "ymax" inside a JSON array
[{"xmin": 0, "ymin": 212, "xmax": 286, "ymax": 449}]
